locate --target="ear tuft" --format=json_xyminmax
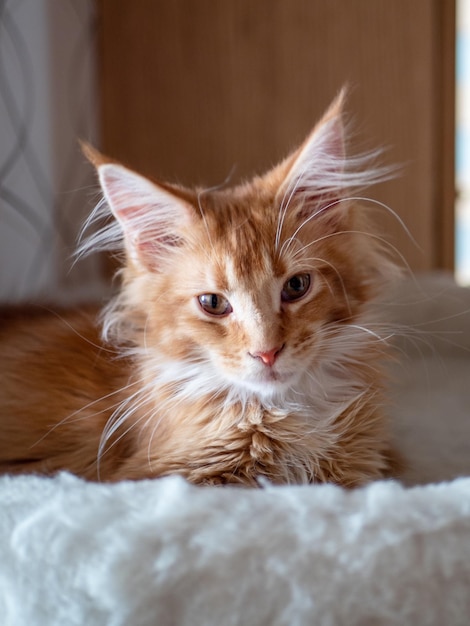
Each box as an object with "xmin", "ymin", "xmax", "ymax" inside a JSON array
[{"xmin": 80, "ymin": 141, "xmax": 111, "ymax": 168}]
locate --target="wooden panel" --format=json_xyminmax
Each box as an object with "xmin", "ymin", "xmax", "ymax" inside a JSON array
[
  {"xmin": 97, "ymin": 0, "xmax": 455, "ymax": 271},
  {"xmin": 435, "ymin": 0, "xmax": 456, "ymax": 270}
]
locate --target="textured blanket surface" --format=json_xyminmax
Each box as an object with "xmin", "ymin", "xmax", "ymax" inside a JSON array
[
  {"xmin": 2, "ymin": 472, "xmax": 470, "ymax": 626},
  {"xmin": 1, "ymin": 273, "xmax": 470, "ymax": 625}
]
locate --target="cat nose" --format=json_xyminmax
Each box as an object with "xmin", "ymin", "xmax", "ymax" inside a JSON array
[{"xmin": 250, "ymin": 345, "xmax": 284, "ymax": 367}]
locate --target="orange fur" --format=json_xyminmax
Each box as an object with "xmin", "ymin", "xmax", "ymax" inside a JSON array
[{"xmin": 0, "ymin": 94, "xmax": 400, "ymax": 486}]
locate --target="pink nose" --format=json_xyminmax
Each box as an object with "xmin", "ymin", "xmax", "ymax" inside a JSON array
[{"xmin": 250, "ymin": 346, "xmax": 284, "ymax": 367}]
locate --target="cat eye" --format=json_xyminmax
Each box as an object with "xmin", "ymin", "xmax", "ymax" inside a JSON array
[
  {"xmin": 281, "ymin": 273, "xmax": 311, "ymax": 302},
  {"xmin": 198, "ymin": 294, "xmax": 232, "ymax": 316}
]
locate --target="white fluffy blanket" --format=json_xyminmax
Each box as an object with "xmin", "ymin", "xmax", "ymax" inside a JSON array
[
  {"xmin": 1, "ymin": 273, "xmax": 470, "ymax": 625},
  {"xmin": 2, "ymin": 473, "xmax": 470, "ymax": 625}
]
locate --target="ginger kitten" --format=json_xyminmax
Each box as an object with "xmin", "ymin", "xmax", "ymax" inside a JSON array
[{"xmin": 0, "ymin": 93, "xmax": 400, "ymax": 486}]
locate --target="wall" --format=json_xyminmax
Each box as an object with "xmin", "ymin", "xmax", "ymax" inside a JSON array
[
  {"xmin": 0, "ymin": 0, "xmax": 105, "ymax": 304},
  {"xmin": 98, "ymin": 0, "xmax": 455, "ymax": 272}
]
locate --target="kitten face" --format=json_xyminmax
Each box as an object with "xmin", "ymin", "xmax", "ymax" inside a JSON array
[
  {"xmin": 185, "ymin": 241, "xmax": 313, "ymax": 397},
  {"xmin": 132, "ymin": 186, "xmax": 358, "ymax": 402},
  {"xmin": 89, "ymin": 89, "xmax": 394, "ymax": 404},
  {"xmin": 194, "ymin": 267, "xmax": 321, "ymax": 398}
]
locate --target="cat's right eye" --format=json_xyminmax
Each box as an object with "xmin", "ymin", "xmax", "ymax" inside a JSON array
[
  {"xmin": 198, "ymin": 294, "xmax": 232, "ymax": 317},
  {"xmin": 281, "ymin": 273, "xmax": 311, "ymax": 303}
]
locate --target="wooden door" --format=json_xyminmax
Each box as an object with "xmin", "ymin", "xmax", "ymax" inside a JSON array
[{"xmin": 97, "ymin": 0, "xmax": 455, "ymax": 271}]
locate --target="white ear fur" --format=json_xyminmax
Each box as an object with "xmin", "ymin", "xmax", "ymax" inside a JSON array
[
  {"xmin": 280, "ymin": 90, "xmax": 390, "ymax": 219},
  {"xmin": 280, "ymin": 93, "xmax": 347, "ymax": 218},
  {"xmin": 98, "ymin": 163, "xmax": 194, "ymax": 270},
  {"xmin": 286, "ymin": 117, "xmax": 345, "ymax": 211}
]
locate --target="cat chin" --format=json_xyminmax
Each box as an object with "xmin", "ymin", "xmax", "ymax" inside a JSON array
[
  {"xmin": 234, "ymin": 373, "xmax": 299, "ymax": 402},
  {"xmin": 232, "ymin": 381, "xmax": 286, "ymax": 403}
]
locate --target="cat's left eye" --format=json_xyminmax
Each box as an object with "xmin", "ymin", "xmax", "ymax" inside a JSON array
[
  {"xmin": 281, "ymin": 273, "xmax": 311, "ymax": 303},
  {"xmin": 198, "ymin": 294, "xmax": 232, "ymax": 316}
]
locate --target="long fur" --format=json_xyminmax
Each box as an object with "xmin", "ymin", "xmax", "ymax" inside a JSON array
[{"xmin": 0, "ymin": 92, "xmax": 402, "ymax": 486}]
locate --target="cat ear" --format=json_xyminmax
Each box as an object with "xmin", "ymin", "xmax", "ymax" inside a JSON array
[
  {"xmin": 96, "ymin": 162, "xmax": 195, "ymax": 271},
  {"xmin": 278, "ymin": 90, "xmax": 348, "ymax": 220}
]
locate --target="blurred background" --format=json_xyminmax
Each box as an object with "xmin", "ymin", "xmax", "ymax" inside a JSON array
[
  {"xmin": 457, "ymin": 0, "xmax": 470, "ymax": 284},
  {"xmin": 0, "ymin": 0, "xmax": 461, "ymax": 304}
]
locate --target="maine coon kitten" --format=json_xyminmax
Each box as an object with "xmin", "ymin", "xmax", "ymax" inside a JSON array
[{"xmin": 0, "ymin": 93, "xmax": 400, "ymax": 486}]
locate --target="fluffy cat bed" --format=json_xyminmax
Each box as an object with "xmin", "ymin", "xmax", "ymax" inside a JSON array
[
  {"xmin": 2, "ymin": 473, "xmax": 470, "ymax": 625},
  {"xmin": 2, "ymin": 272, "xmax": 470, "ymax": 625}
]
